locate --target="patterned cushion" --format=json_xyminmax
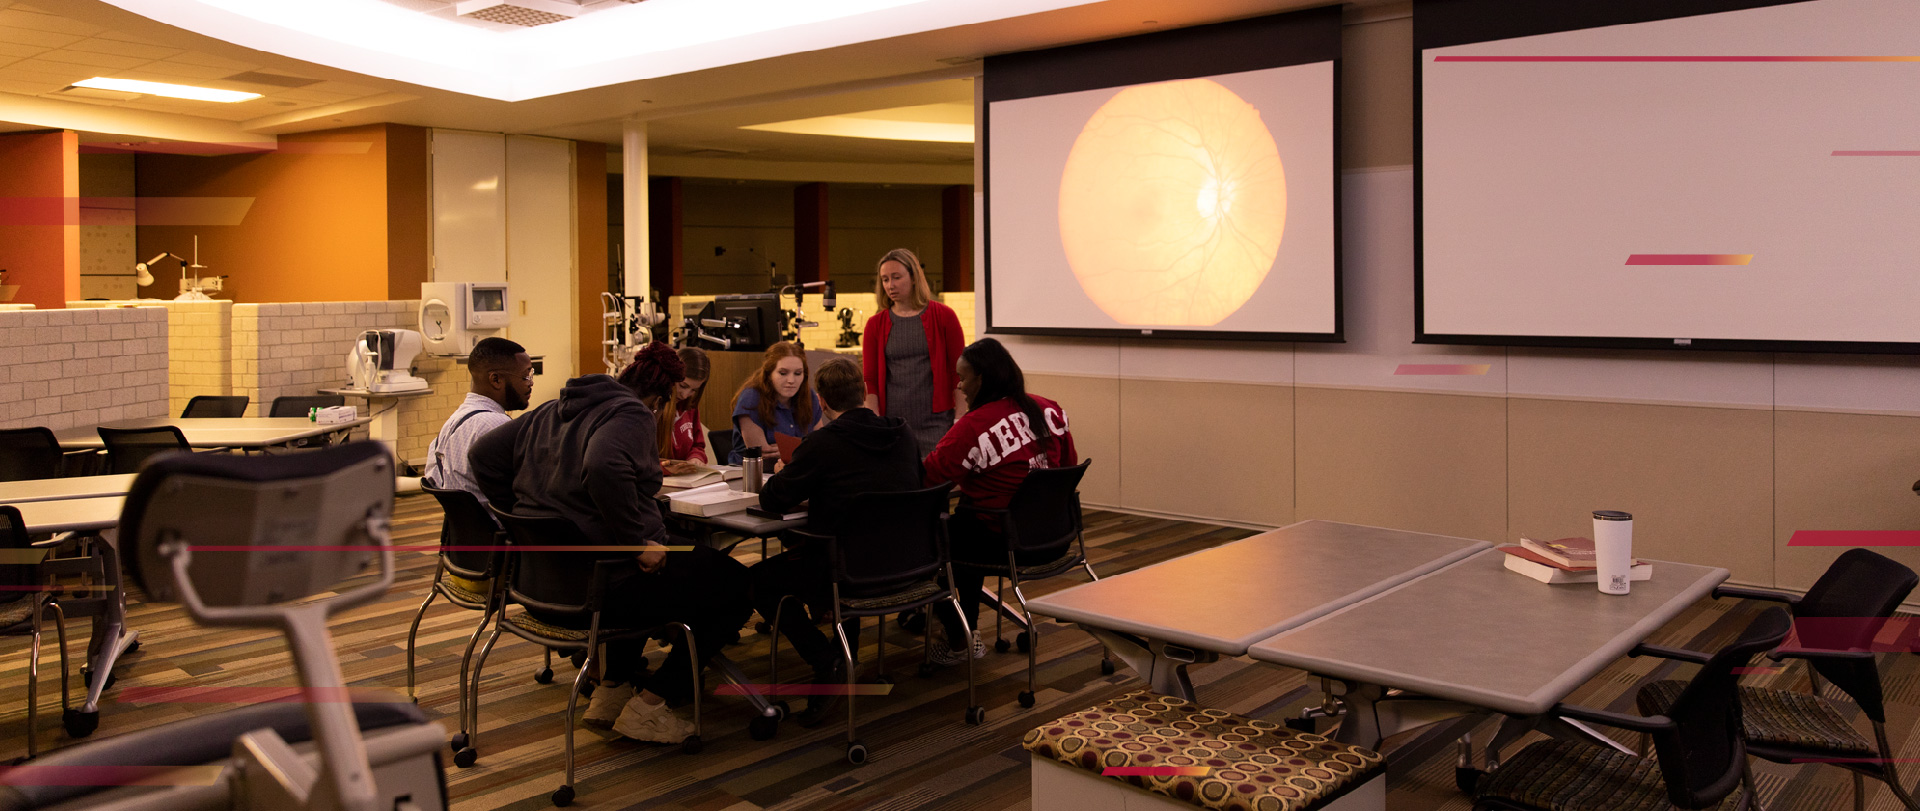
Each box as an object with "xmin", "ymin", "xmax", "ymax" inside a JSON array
[
  {"xmin": 1022, "ymin": 690, "xmax": 1384, "ymax": 811},
  {"xmin": 1637, "ymin": 680, "xmax": 1873, "ymax": 756},
  {"xmin": 844, "ymin": 581, "xmax": 946, "ymax": 612},
  {"xmin": 955, "ymin": 547, "xmax": 1080, "ymax": 578},
  {"xmin": 507, "ymin": 611, "xmax": 587, "ymax": 642},
  {"xmin": 0, "ymin": 598, "xmax": 37, "ymax": 630},
  {"xmin": 440, "ymin": 575, "xmax": 492, "ymax": 606},
  {"xmin": 1475, "ymin": 738, "xmax": 1745, "ymax": 811}
]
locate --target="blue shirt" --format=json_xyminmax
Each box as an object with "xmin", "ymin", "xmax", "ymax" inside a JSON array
[{"xmin": 730, "ymin": 387, "xmax": 822, "ymax": 464}]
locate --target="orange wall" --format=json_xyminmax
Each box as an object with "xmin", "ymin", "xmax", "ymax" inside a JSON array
[
  {"xmin": 0, "ymin": 131, "xmax": 79, "ymax": 309},
  {"xmin": 136, "ymin": 125, "xmax": 431, "ymax": 303},
  {"xmin": 576, "ymin": 140, "xmax": 610, "ymax": 375}
]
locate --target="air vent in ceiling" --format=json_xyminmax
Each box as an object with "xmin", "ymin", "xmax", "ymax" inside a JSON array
[
  {"xmin": 455, "ymin": 0, "xmax": 580, "ymax": 26},
  {"xmin": 224, "ymin": 71, "xmax": 322, "ymax": 89}
]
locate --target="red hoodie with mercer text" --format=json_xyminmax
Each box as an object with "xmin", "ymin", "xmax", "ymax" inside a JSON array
[{"xmin": 923, "ymin": 394, "xmax": 1076, "ymax": 511}]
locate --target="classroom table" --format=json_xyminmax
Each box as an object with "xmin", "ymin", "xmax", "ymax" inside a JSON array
[
  {"xmin": 9, "ymin": 496, "xmax": 138, "ymax": 732},
  {"xmin": 0, "ymin": 474, "xmax": 136, "ymax": 503},
  {"xmin": 660, "ymin": 470, "xmax": 806, "ymax": 552},
  {"xmin": 1025, "ymin": 520, "xmax": 1491, "ymax": 700},
  {"xmin": 52, "ymin": 416, "xmax": 372, "ymax": 451},
  {"xmin": 1247, "ymin": 548, "xmax": 1727, "ymax": 752}
]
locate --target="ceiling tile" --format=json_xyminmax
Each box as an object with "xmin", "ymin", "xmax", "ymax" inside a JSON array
[
  {"xmin": 0, "ymin": 8, "xmax": 106, "ymax": 37},
  {"xmin": 64, "ymin": 37, "xmax": 182, "ymax": 61},
  {"xmin": 272, "ymin": 88, "xmax": 354, "ymax": 104},
  {"xmin": 90, "ymin": 28, "xmax": 173, "ymax": 46},
  {"xmin": 0, "ymin": 78, "xmax": 63, "ymax": 96},
  {"xmin": 36, "ymin": 48, "xmax": 148, "ymax": 70},
  {"xmin": 129, "ymin": 60, "xmax": 236, "ymax": 80},
  {"xmin": 161, "ymin": 51, "xmax": 257, "ymax": 70},
  {"xmin": 5, "ymin": 57, "xmax": 89, "ymax": 81},
  {"xmin": 0, "ymin": 26, "xmax": 84, "ymax": 49},
  {"xmin": 302, "ymin": 80, "xmax": 382, "ymax": 96},
  {"xmin": 0, "ymin": 41, "xmax": 42, "ymax": 58}
]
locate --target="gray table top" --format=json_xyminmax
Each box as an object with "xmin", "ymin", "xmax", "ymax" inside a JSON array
[
  {"xmin": 13, "ymin": 496, "xmax": 124, "ymax": 533},
  {"xmin": 53, "ymin": 416, "xmax": 371, "ymax": 449},
  {"xmin": 1025, "ymin": 520, "xmax": 1491, "ymax": 656},
  {"xmin": 0, "ymin": 474, "xmax": 136, "ymax": 504},
  {"xmin": 1247, "ymin": 548, "xmax": 1728, "ymax": 716}
]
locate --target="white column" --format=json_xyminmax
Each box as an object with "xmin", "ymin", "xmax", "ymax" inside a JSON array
[{"xmin": 621, "ymin": 117, "xmax": 649, "ymax": 301}]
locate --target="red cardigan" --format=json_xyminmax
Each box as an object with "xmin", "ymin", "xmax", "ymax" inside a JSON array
[{"xmin": 863, "ymin": 299, "xmax": 964, "ymax": 415}]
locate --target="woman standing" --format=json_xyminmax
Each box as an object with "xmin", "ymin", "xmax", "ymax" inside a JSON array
[
  {"xmin": 863, "ymin": 248, "xmax": 965, "ymax": 458},
  {"xmin": 728, "ymin": 341, "xmax": 825, "ymax": 465}
]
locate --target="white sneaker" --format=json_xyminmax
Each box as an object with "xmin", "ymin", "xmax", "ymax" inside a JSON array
[
  {"xmin": 612, "ymin": 696, "xmax": 696, "ymax": 743},
  {"xmin": 926, "ymin": 622, "xmax": 986, "ymax": 668},
  {"xmin": 582, "ymin": 681, "xmax": 634, "ymax": 729}
]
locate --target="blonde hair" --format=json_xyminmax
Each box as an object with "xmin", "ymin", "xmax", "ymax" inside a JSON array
[{"xmin": 873, "ymin": 248, "xmax": 934, "ymax": 310}]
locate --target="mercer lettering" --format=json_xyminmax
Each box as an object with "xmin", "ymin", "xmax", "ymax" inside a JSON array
[
  {"xmin": 1044, "ymin": 407, "xmax": 1069, "ymax": 436},
  {"xmin": 989, "ymin": 417, "xmax": 1025, "ymax": 457},
  {"xmin": 1008, "ymin": 412, "xmax": 1038, "ymax": 444},
  {"xmin": 965, "ymin": 431, "xmax": 1003, "ymax": 472}
]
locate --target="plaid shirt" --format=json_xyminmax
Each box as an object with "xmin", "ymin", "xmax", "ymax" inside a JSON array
[{"xmin": 425, "ymin": 392, "xmax": 511, "ymax": 502}]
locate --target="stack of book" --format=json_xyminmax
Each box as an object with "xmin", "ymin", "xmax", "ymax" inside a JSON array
[
  {"xmin": 1501, "ymin": 536, "xmax": 1652, "ymax": 584},
  {"xmin": 662, "ymin": 465, "xmax": 744, "ymax": 489},
  {"xmin": 667, "ymin": 481, "xmax": 761, "ymax": 517}
]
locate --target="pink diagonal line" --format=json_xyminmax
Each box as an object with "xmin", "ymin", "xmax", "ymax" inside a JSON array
[
  {"xmin": 1394, "ymin": 364, "xmax": 1490, "ymax": 375},
  {"xmin": 1787, "ymin": 530, "xmax": 1920, "ymax": 547},
  {"xmin": 1833, "ymin": 151, "xmax": 1920, "ymax": 156},
  {"xmin": 1435, "ymin": 56, "xmax": 1920, "ymax": 63},
  {"xmin": 1625, "ymin": 254, "xmax": 1752, "ymax": 266}
]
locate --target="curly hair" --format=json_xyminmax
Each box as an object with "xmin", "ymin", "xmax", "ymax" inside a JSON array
[{"xmin": 618, "ymin": 342, "xmax": 687, "ymax": 458}]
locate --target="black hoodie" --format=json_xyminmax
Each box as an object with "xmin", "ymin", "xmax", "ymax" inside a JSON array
[
  {"xmin": 758, "ymin": 407, "xmax": 921, "ymax": 536},
  {"xmin": 470, "ymin": 374, "xmax": 667, "ymax": 548}
]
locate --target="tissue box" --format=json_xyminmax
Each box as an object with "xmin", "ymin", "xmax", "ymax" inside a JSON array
[{"xmin": 313, "ymin": 405, "xmax": 358, "ymax": 425}]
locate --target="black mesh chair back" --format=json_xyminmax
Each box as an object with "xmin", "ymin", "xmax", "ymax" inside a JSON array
[
  {"xmin": 420, "ymin": 483, "xmax": 504, "ymax": 581},
  {"xmin": 487, "ymin": 506, "xmax": 617, "ymax": 619},
  {"xmin": 1003, "ymin": 460, "xmax": 1090, "ymax": 557},
  {"xmin": 180, "ymin": 395, "xmax": 249, "ymax": 418},
  {"xmin": 708, "ymin": 429, "xmax": 733, "ymax": 464},
  {"xmin": 1647, "ymin": 607, "xmax": 1792, "ymax": 808},
  {"xmin": 1787, "ymin": 548, "xmax": 1917, "ymax": 722},
  {"xmin": 269, "ymin": 395, "xmax": 345, "ymax": 418},
  {"xmin": 97, "ymin": 426, "xmax": 190, "ymax": 475},
  {"xmin": 828, "ymin": 483, "xmax": 952, "ymax": 597},
  {"xmin": 0, "ymin": 427, "xmax": 64, "ymax": 482}
]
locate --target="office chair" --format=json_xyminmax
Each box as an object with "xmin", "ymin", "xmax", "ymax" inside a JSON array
[
  {"xmin": 1472, "ymin": 607, "xmax": 1790, "ymax": 811},
  {"xmin": 770, "ymin": 483, "xmax": 985, "ymax": 764},
  {"xmin": 269, "ymin": 395, "xmax": 344, "ymax": 418},
  {"xmin": 96, "ymin": 426, "xmax": 191, "ymax": 475},
  {"xmin": 0, "ymin": 505, "xmax": 72, "ymax": 761},
  {"xmin": 707, "ymin": 429, "xmax": 733, "ymax": 465},
  {"xmin": 1638, "ymin": 548, "xmax": 1920, "ymax": 811},
  {"xmin": 179, "ymin": 395, "xmax": 249, "ymax": 418},
  {"xmin": 409, "ymin": 484, "xmax": 509, "ymax": 769},
  {"xmin": 0, "ymin": 427, "xmax": 64, "ymax": 482}
]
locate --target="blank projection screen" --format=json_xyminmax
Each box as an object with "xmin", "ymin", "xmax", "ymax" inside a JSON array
[
  {"xmin": 984, "ymin": 8, "xmax": 1341, "ymax": 341},
  {"xmin": 1419, "ymin": 0, "xmax": 1920, "ymax": 352}
]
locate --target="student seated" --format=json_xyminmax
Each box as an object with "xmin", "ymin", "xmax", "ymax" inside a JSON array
[
  {"xmin": 727, "ymin": 341, "xmax": 825, "ymax": 465},
  {"xmin": 747, "ymin": 358, "xmax": 921, "ymax": 726},
  {"xmin": 664, "ymin": 346, "xmax": 712, "ymax": 473},
  {"xmin": 424, "ymin": 336, "xmax": 531, "ymax": 501},
  {"xmin": 922, "ymin": 338, "xmax": 1078, "ymax": 666},
  {"xmin": 470, "ymin": 343, "xmax": 750, "ymax": 742}
]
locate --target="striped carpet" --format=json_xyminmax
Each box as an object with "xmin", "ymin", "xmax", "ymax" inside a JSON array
[{"xmin": 2, "ymin": 495, "xmax": 1916, "ymax": 810}]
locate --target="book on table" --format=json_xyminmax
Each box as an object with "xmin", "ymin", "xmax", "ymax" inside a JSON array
[
  {"xmin": 661, "ymin": 464, "xmax": 743, "ymax": 489},
  {"xmin": 745, "ymin": 505, "xmax": 807, "ymax": 522},
  {"xmin": 667, "ymin": 481, "xmax": 760, "ymax": 517},
  {"xmin": 1500, "ymin": 545, "xmax": 1651, "ymax": 585},
  {"xmin": 1519, "ymin": 535, "xmax": 1597, "ymax": 568}
]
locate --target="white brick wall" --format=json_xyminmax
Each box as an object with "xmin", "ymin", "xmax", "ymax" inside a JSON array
[
  {"xmin": 0, "ymin": 307, "xmax": 169, "ymax": 430},
  {"xmin": 70, "ymin": 300, "xmax": 234, "ymax": 415}
]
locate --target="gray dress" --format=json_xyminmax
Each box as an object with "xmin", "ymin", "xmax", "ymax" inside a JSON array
[{"xmin": 886, "ymin": 310, "xmax": 955, "ymax": 457}]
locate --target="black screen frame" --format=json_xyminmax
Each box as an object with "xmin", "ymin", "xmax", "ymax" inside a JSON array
[
  {"xmin": 1413, "ymin": 0, "xmax": 1920, "ymax": 355},
  {"xmin": 982, "ymin": 5, "xmax": 1345, "ymax": 343}
]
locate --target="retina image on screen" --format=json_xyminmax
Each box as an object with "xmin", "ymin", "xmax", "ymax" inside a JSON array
[
  {"xmin": 1419, "ymin": 0, "xmax": 1920, "ymax": 351},
  {"xmin": 984, "ymin": 9, "xmax": 1340, "ymax": 341}
]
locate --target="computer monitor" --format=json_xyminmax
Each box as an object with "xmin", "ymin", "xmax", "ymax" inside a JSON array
[{"xmin": 695, "ymin": 293, "xmax": 784, "ymax": 352}]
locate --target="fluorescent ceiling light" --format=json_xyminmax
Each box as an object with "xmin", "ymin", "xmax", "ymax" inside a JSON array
[
  {"xmin": 743, "ymin": 103, "xmax": 974, "ymax": 142},
  {"xmin": 72, "ymin": 77, "xmax": 262, "ymax": 103}
]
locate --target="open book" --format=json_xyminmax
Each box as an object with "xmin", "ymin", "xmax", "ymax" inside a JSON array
[
  {"xmin": 662, "ymin": 464, "xmax": 743, "ymax": 489},
  {"xmin": 667, "ymin": 481, "xmax": 761, "ymax": 517}
]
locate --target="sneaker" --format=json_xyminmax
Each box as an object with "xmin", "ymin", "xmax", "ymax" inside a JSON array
[
  {"xmin": 925, "ymin": 623, "xmax": 986, "ymax": 668},
  {"xmin": 612, "ymin": 696, "xmax": 696, "ymax": 743},
  {"xmin": 582, "ymin": 681, "xmax": 634, "ymax": 729}
]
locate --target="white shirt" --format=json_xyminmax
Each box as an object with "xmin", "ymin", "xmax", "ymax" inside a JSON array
[{"xmin": 425, "ymin": 392, "xmax": 511, "ymax": 501}]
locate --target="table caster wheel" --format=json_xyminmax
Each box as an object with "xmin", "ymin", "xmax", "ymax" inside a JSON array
[
  {"xmin": 1455, "ymin": 766, "xmax": 1483, "ymax": 794},
  {"xmin": 454, "ymin": 747, "xmax": 478, "ymax": 768},
  {"xmin": 845, "ymin": 740, "xmax": 869, "ymax": 765},
  {"xmin": 450, "ymin": 732, "xmax": 469, "ymax": 752},
  {"xmin": 680, "ymin": 734, "xmax": 703, "ymax": 755},
  {"xmin": 749, "ymin": 714, "xmax": 779, "ymax": 741},
  {"xmin": 1285, "ymin": 717, "xmax": 1317, "ymax": 733},
  {"xmin": 1016, "ymin": 632, "xmax": 1032, "ymax": 653},
  {"xmin": 1018, "ymin": 691, "xmax": 1035, "ymax": 709},
  {"xmin": 1099, "ymin": 659, "xmax": 1116, "ymax": 676},
  {"xmin": 966, "ymin": 706, "xmax": 986, "ymax": 725},
  {"xmin": 533, "ymin": 667, "xmax": 554, "ymax": 684},
  {"xmin": 993, "ymin": 637, "xmax": 1011, "ymax": 654},
  {"xmin": 63, "ymin": 708, "xmax": 98, "ymax": 739},
  {"xmin": 551, "ymin": 784, "xmax": 575, "ymax": 807}
]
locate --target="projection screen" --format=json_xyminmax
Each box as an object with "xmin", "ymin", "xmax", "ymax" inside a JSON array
[
  {"xmin": 984, "ymin": 7, "xmax": 1342, "ymax": 342},
  {"xmin": 1419, "ymin": 0, "xmax": 1920, "ymax": 353}
]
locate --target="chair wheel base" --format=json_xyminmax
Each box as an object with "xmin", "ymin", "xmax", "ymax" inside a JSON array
[
  {"xmin": 846, "ymin": 740, "xmax": 869, "ymax": 765},
  {"xmin": 552, "ymin": 784, "xmax": 575, "ymax": 806},
  {"xmin": 681, "ymin": 734, "xmax": 703, "ymax": 755},
  {"xmin": 1018, "ymin": 691, "xmax": 1035, "ymax": 709},
  {"xmin": 82, "ymin": 669, "xmax": 116, "ymax": 692},
  {"xmin": 533, "ymin": 667, "xmax": 554, "ymax": 685},
  {"xmin": 1455, "ymin": 766, "xmax": 1483, "ymax": 795},
  {"xmin": 1016, "ymin": 632, "xmax": 1031, "ymax": 653},
  {"xmin": 993, "ymin": 637, "xmax": 1012, "ymax": 654},
  {"xmin": 749, "ymin": 714, "xmax": 779, "ymax": 741},
  {"xmin": 872, "ymin": 675, "xmax": 893, "ymax": 685},
  {"xmin": 773, "ymin": 700, "xmax": 791, "ymax": 719},
  {"xmin": 63, "ymin": 709, "xmax": 98, "ymax": 739},
  {"xmin": 124, "ymin": 640, "xmax": 140, "ymax": 655},
  {"xmin": 579, "ymin": 681, "xmax": 595, "ymax": 699},
  {"xmin": 966, "ymin": 706, "xmax": 986, "ymax": 725},
  {"xmin": 569, "ymin": 651, "xmax": 586, "ymax": 669},
  {"xmin": 918, "ymin": 663, "xmax": 937, "ymax": 678},
  {"xmin": 754, "ymin": 621, "xmax": 772, "ymax": 635},
  {"xmin": 897, "ymin": 611, "xmax": 926, "ymax": 633},
  {"xmin": 1284, "ymin": 716, "xmax": 1317, "ymax": 734},
  {"xmin": 450, "ymin": 732, "xmax": 469, "ymax": 752},
  {"xmin": 453, "ymin": 747, "xmax": 478, "ymax": 768},
  {"xmin": 1099, "ymin": 659, "xmax": 1116, "ymax": 676}
]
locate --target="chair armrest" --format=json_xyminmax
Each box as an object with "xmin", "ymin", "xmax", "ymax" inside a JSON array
[
  {"xmin": 1713, "ymin": 584, "xmax": 1799, "ymax": 606},
  {"xmin": 29, "ymin": 531, "xmax": 77, "ymax": 550},
  {"xmin": 1628, "ymin": 643, "xmax": 1713, "ymax": 665},
  {"xmin": 1770, "ymin": 646, "xmax": 1875, "ymax": 663},
  {"xmin": 1552, "ymin": 703, "xmax": 1672, "ymax": 734}
]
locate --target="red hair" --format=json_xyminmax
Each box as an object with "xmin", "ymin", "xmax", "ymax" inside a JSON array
[{"xmin": 730, "ymin": 341, "xmax": 814, "ymax": 432}]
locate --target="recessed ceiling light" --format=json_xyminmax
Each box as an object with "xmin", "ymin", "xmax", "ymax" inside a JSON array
[
  {"xmin": 743, "ymin": 103, "xmax": 974, "ymax": 143},
  {"xmin": 72, "ymin": 77, "xmax": 261, "ymax": 103}
]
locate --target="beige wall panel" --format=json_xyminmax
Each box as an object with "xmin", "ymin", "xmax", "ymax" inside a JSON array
[
  {"xmin": 1120, "ymin": 380, "xmax": 1292, "ymax": 527},
  {"xmin": 1295, "ymin": 387, "xmax": 1506, "ymax": 541},
  {"xmin": 1508, "ymin": 399, "xmax": 1773, "ymax": 584},
  {"xmin": 1029, "ymin": 373, "xmax": 1120, "ymax": 507},
  {"xmin": 1774, "ymin": 410, "xmax": 1920, "ymax": 591}
]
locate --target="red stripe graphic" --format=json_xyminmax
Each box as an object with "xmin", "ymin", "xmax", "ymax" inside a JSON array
[
  {"xmin": 1436, "ymin": 56, "xmax": 1920, "ymax": 63},
  {"xmin": 1787, "ymin": 531, "xmax": 1920, "ymax": 547}
]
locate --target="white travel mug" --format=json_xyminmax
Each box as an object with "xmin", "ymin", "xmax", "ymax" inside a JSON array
[{"xmin": 1592, "ymin": 510, "xmax": 1633, "ymax": 595}]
